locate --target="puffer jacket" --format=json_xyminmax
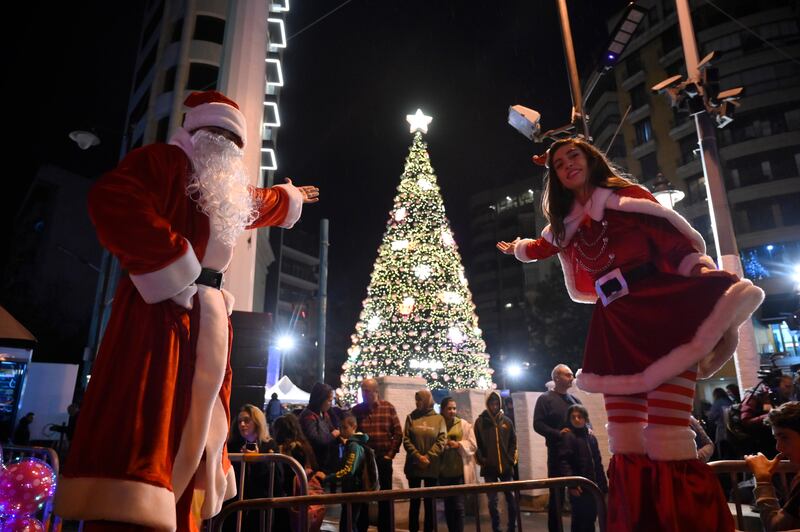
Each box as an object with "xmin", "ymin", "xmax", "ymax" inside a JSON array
[{"xmin": 474, "ymin": 391, "xmax": 517, "ymax": 477}]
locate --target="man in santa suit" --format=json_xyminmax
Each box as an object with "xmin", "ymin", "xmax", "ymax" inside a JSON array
[{"xmin": 53, "ymin": 91, "xmax": 319, "ymax": 531}]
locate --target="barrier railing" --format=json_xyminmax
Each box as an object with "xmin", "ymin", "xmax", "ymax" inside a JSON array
[
  {"xmin": 210, "ymin": 476, "xmax": 607, "ymax": 532},
  {"xmin": 709, "ymin": 459, "xmax": 800, "ymax": 530},
  {"xmin": 217, "ymin": 453, "xmax": 309, "ymax": 532}
]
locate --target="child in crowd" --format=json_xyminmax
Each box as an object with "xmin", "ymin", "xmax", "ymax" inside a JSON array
[
  {"xmin": 325, "ymin": 414, "xmax": 369, "ymax": 532},
  {"xmin": 558, "ymin": 404, "xmax": 608, "ymax": 532}
]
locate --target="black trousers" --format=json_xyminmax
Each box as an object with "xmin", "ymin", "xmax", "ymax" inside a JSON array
[
  {"xmin": 439, "ymin": 475, "xmax": 465, "ymax": 532},
  {"xmin": 356, "ymin": 455, "xmax": 394, "ymax": 532},
  {"xmin": 408, "ymin": 476, "xmax": 438, "ymax": 532},
  {"xmin": 548, "ymin": 457, "xmax": 565, "ymax": 532}
]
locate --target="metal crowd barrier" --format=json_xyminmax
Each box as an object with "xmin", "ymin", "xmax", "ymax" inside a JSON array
[
  {"xmin": 211, "ymin": 476, "xmax": 607, "ymax": 532},
  {"xmin": 709, "ymin": 459, "xmax": 800, "ymax": 530},
  {"xmin": 215, "ymin": 453, "xmax": 309, "ymax": 532},
  {"xmin": 2, "ymin": 444, "xmax": 62, "ymax": 531}
]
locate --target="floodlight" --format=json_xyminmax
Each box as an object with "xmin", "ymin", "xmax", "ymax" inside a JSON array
[
  {"xmin": 602, "ymin": 3, "xmax": 647, "ymax": 68},
  {"xmin": 651, "ymin": 75, "xmax": 684, "ymax": 94},
  {"xmin": 508, "ymin": 105, "xmax": 542, "ymax": 141}
]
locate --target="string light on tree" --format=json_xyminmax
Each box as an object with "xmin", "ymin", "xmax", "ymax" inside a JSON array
[{"xmin": 339, "ymin": 110, "xmax": 493, "ymax": 400}]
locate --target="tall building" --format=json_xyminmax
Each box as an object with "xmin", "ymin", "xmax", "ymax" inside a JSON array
[
  {"xmin": 466, "ymin": 178, "xmax": 544, "ymax": 382},
  {"xmin": 585, "ymin": 0, "xmax": 800, "ymax": 361}
]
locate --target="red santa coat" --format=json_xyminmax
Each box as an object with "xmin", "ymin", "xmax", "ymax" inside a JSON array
[
  {"xmin": 54, "ymin": 130, "xmax": 303, "ymax": 530},
  {"xmin": 514, "ymin": 185, "xmax": 763, "ymax": 395}
]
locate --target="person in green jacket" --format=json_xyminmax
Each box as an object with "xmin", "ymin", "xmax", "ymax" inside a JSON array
[
  {"xmin": 439, "ymin": 396, "xmax": 478, "ymax": 532},
  {"xmin": 325, "ymin": 414, "xmax": 368, "ymax": 532},
  {"xmin": 474, "ymin": 391, "xmax": 518, "ymax": 532},
  {"xmin": 403, "ymin": 389, "xmax": 447, "ymax": 532}
]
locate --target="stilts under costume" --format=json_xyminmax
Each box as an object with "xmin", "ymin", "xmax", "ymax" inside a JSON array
[
  {"xmin": 54, "ymin": 91, "xmax": 305, "ymax": 531},
  {"xmin": 512, "ymin": 184, "xmax": 764, "ymax": 531}
]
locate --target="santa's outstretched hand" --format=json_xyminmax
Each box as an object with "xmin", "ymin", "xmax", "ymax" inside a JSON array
[{"xmin": 284, "ymin": 177, "xmax": 320, "ymax": 204}]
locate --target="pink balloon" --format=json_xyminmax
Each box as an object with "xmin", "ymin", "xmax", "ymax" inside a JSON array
[
  {"xmin": 0, "ymin": 458, "xmax": 55, "ymax": 518},
  {"xmin": 1, "ymin": 516, "xmax": 44, "ymax": 532}
]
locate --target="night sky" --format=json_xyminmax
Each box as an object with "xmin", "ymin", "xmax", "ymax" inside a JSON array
[{"xmin": 8, "ymin": 0, "xmax": 629, "ymax": 378}]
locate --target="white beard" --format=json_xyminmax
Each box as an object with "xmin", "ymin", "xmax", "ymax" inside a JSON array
[{"xmin": 186, "ymin": 130, "xmax": 257, "ymax": 248}]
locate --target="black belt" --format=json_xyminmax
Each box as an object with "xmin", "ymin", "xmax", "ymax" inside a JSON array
[
  {"xmin": 196, "ymin": 268, "xmax": 224, "ymax": 289},
  {"xmin": 595, "ymin": 262, "xmax": 658, "ymax": 306}
]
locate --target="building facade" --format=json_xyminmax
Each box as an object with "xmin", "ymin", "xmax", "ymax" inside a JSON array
[{"xmin": 586, "ymin": 0, "xmax": 800, "ymax": 361}]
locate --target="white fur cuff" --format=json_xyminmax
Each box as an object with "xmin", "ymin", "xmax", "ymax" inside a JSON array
[
  {"xmin": 644, "ymin": 425, "xmax": 697, "ymax": 461},
  {"xmin": 274, "ymin": 184, "xmax": 304, "ymax": 229},
  {"xmin": 678, "ymin": 253, "xmax": 717, "ymax": 277},
  {"xmin": 513, "ymin": 239, "xmax": 537, "ymax": 263},
  {"xmin": 129, "ymin": 241, "xmax": 202, "ymax": 304}
]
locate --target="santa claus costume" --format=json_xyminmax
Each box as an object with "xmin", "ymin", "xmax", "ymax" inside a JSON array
[
  {"xmin": 504, "ymin": 138, "xmax": 763, "ymax": 531},
  {"xmin": 54, "ymin": 91, "xmax": 310, "ymax": 531}
]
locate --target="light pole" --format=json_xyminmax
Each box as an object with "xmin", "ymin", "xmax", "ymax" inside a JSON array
[
  {"xmin": 673, "ymin": 0, "xmax": 760, "ymax": 391},
  {"xmin": 651, "ymin": 173, "xmax": 685, "ymax": 210}
]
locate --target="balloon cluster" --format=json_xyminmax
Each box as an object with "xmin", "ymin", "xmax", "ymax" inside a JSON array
[{"xmin": 0, "ymin": 457, "xmax": 56, "ymax": 531}]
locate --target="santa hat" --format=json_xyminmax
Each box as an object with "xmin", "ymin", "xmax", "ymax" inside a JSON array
[{"xmin": 182, "ymin": 91, "xmax": 247, "ymax": 147}]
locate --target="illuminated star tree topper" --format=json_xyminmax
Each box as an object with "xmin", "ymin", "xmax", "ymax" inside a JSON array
[{"xmin": 339, "ymin": 111, "xmax": 494, "ymax": 402}]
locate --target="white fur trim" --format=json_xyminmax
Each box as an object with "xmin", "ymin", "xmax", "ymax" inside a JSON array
[
  {"xmin": 677, "ymin": 253, "xmax": 717, "ymax": 277},
  {"xmin": 273, "ymin": 183, "xmax": 304, "ymax": 229},
  {"xmin": 513, "ymin": 239, "xmax": 538, "ymax": 262},
  {"xmin": 171, "ymin": 285, "xmax": 230, "ymax": 503},
  {"xmin": 197, "ymin": 396, "xmax": 237, "ymax": 518},
  {"xmin": 606, "ymin": 421, "xmax": 645, "ymax": 455},
  {"xmin": 53, "ymin": 476, "xmax": 176, "ymax": 530},
  {"xmin": 221, "ymin": 288, "xmax": 236, "ymax": 316},
  {"xmin": 168, "ymin": 127, "xmax": 194, "ymax": 159},
  {"xmin": 644, "ymin": 425, "xmax": 697, "ymax": 461},
  {"xmin": 184, "ymin": 102, "xmax": 247, "ymax": 148},
  {"xmin": 576, "ymin": 278, "xmax": 765, "ymax": 394},
  {"xmin": 129, "ymin": 241, "xmax": 201, "ymax": 304},
  {"xmin": 541, "ymin": 188, "xmax": 615, "ymax": 247},
  {"xmin": 170, "ymin": 284, "xmax": 197, "ymax": 310}
]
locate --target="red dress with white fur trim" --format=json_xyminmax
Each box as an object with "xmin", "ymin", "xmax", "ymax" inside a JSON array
[{"xmin": 514, "ymin": 185, "xmax": 763, "ymax": 396}]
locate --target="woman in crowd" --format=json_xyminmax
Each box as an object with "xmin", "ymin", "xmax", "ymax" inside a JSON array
[
  {"xmin": 403, "ymin": 389, "xmax": 446, "ymax": 532},
  {"xmin": 273, "ymin": 414, "xmax": 326, "ymax": 531},
  {"xmin": 299, "ymin": 382, "xmax": 342, "ymax": 475},
  {"xmin": 438, "ymin": 396, "xmax": 478, "ymax": 532},
  {"xmin": 708, "ymin": 386, "xmax": 735, "ymax": 459},
  {"xmin": 497, "ymin": 137, "xmax": 763, "ymax": 531},
  {"xmin": 224, "ymin": 404, "xmax": 280, "ymax": 531}
]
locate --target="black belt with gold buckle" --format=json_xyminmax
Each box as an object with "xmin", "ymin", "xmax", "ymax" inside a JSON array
[{"xmin": 196, "ymin": 268, "xmax": 224, "ymax": 289}]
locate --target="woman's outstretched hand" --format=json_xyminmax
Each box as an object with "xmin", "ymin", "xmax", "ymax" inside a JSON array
[
  {"xmin": 496, "ymin": 237, "xmax": 521, "ymax": 255},
  {"xmin": 284, "ymin": 177, "xmax": 320, "ymax": 204}
]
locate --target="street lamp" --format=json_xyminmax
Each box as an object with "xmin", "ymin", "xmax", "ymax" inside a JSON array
[
  {"xmin": 69, "ymin": 130, "xmax": 101, "ymax": 150},
  {"xmin": 276, "ymin": 334, "xmax": 296, "ymax": 351},
  {"xmin": 651, "ymin": 173, "xmax": 685, "ymax": 210}
]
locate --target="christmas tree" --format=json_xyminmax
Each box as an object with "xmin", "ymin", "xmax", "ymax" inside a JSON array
[{"xmin": 339, "ymin": 110, "xmax": 493, "ymax": 402}]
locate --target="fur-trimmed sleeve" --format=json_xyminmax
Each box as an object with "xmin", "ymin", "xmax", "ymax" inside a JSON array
[{"xmin": 513, "ymin": 238, "xmax": 560, "ymax": 263}]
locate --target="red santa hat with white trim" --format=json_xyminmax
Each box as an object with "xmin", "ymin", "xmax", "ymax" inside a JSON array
[{"xmin": 182, "ymin": 91, "xmax": 247, "ymax": 148}]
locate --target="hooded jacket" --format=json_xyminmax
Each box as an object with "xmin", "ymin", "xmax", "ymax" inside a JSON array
[
  {"xmin": 299, "ymin": 382, "xmax": 339, "ymax": 473},
  {"xmin": 325, "ymin": 432, "xmax": 369, "ymax": 491},
  {"xmin": 403, "ymin": 407, "xmax": 447, "ymax": 478},
  {"xmin": 557, "ymin": 426, "xmax": 608, "ymax": 493},
  {"xmin": 474, "ymin": 391, "xmax": 517, "ymax": 477}
]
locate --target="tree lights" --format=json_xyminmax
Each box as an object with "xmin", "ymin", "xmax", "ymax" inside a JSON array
[{"xmin": 339, "ymin": 117, "xmax": 493, "ymax": 401}]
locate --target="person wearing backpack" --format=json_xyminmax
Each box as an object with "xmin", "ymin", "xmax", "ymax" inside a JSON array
[
  {"xmin": 439, "ymin": 396, "xmax": 478, "ymax": 532},
  {"xmin": 324, "ymin": 414, "xmax": 373, "ymax": 532}
]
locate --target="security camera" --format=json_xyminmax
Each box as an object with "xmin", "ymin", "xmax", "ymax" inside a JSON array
[
  {"xmin": 697, "ymin": 51, "xmax": 719, "ymax": 71},
  {"xmin": 508, "ymin": 105, "xmax": 542, "ymax": 142},
  {"xmin": 651, "ymin": 74, "xmax": 683, "ymax": 94}
]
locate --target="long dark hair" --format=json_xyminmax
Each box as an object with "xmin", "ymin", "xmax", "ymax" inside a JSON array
[
  {"xmin": 542, "ymin": 138, "xmax": 636, "ymax": 246},
  {"xmin": 272, "ymin": 414, "xmax": 318, "ymax": 470}
]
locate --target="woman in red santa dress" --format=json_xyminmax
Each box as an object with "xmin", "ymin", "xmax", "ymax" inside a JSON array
[
  {"xmin": 497, "ymin": 138, "xmax": 763, "ymax": 532},
  {"xmin": 53, "ymin": 91, "xmax": 319, "ymax": 531}
]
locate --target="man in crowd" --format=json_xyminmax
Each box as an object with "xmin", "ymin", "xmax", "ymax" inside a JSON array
[
  {"xmin": 352, "ymin": 378, "xmax": 402, "ymax": 532},
  {"xmin": 54, "ymin": 90, "xmax": 319, "ymax": 531},
  {"xmin": 475, "ymin": 391, "xmax": 518, "ymax": 532},
  {"xmin": 534, "ymin": 364, "xmax": 583, "ymax": 532},
  {"xmin": 742, "ymin": 374, "xmax": 794, "ymax": 458},
  {"xmin": 745, "ymin": 401, "xmax": 800, "ymax": 531}
]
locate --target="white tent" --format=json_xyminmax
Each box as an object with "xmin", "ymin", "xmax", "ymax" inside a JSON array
[{"xmin": 264, "ymin": 375, "xmax": 310, "ymax": 405}]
